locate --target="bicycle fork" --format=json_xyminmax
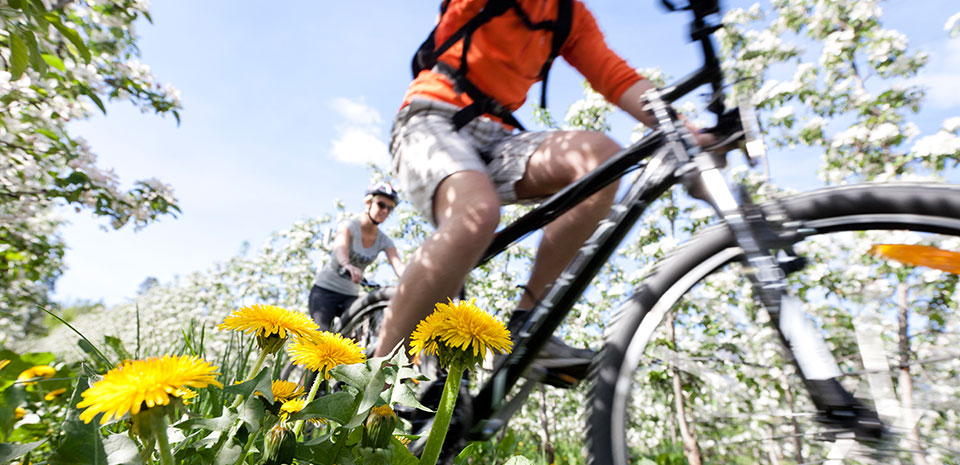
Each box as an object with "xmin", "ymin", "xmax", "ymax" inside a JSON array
[{"xmin": 689, "ymin": 160, "xmax": 886, "ymax": 442}]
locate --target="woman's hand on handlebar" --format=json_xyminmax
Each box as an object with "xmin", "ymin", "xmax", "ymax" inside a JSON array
[{"xmin": 342, "ymin": 264, "xmax": 363, "ymax": 283}]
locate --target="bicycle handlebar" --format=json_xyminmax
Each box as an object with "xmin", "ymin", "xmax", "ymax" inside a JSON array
[
  {"xmin": 338, "ymin": 268, "xmax": 382, "ymax": 290},
  {"xmin": 658, "ymin": 0, "xmax": 727, "ymax": 116}
]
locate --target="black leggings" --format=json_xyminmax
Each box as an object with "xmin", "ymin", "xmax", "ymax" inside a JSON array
[{"xmin": 308, "ymin": 285, "xmax": 358, "ymax": 332}]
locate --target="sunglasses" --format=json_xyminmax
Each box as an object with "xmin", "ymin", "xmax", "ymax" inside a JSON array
[{"xmin": 376, "ymin": 201, "xmax": 395, "ymax": 213}]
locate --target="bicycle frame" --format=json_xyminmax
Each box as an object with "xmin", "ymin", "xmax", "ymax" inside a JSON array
[{"xmin": 457, "ymin": 0, "xmax": 849, "ymax": 442}]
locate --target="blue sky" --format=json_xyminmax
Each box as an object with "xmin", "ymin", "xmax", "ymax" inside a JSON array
[{"xmin": 53, "ymin": 0, "xmax": 960, "ymax": 306}]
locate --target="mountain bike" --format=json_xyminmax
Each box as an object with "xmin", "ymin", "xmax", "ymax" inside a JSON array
[{"xmin": 336, "ymin": 0, "xmax": 960, "ymax": 463}]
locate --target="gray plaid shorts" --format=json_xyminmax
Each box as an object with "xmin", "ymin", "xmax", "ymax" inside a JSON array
[{"xmin": 390, "ymin": 98, "xmax": 550, "ymax": 225}]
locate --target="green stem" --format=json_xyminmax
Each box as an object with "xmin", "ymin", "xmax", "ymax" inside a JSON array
[
  {"xmin": 231, "ymin": 426, "xmax": 258, "ymax": 465},
  {"xmin": 229, "ymin": 350, "xmax": 270, "ymax": 409},
  {"xmin": 419, "ymin": 363, "xmax": 465, "ymax": 465},
  {"xmin": 248, "ymin": 350, "xmax": 269, "ymax": 381},
  {"xmin": 291, "ymin": 369, "xmax": 324, "ymax": 437},
  {"xmin": 154, "ymin": 415, "xmax": 174, "ymax": 465}
]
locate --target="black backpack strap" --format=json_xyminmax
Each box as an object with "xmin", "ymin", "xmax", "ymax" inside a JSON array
[
  {"xmin": 411, "ymin": 0, "xmax": 571, "ymax": 131},
  {"xmin": 537, "ymin": 0, "xmax": 573, "ymax": 108},
  {"xmin": 410, "ymin": 0, "xmax": 456, "ymax": 78},
  {"xmin": 435, "ymin": 62, "xmax": 526, "ymax": 131}
]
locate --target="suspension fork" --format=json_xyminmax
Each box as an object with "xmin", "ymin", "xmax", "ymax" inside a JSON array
[{"xmin": 689, "ymin": 164, "xmax": 881, "ymax": 418}]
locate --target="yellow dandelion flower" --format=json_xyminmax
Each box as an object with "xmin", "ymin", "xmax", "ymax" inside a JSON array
[
  {"xmin": 217, "ymin": 304, "xmax": 318, "ymax": 339},
  {"xmin": 409, "ymin": 299, "xmax": 512, "ymax": 366},
  {"xmin": 177, "ymin": 389, "xmax": 198, "ymax": 405},
  {"xmin": 0, "ymin": 360, "xmax": 10, "ymax": 372},
  {"xmin": 17, "ymin": 365, "xmax": 56, "ymax": 383},
  {"xmin": 44, "ymin": 388, "xmax": 68, "ymax": 401},
  {"xmin": 76, "ymin": 355, "xmax": 222, "ymax": 424},
  {"xmin": 279, "ymin": 397, "xmax": 307, "ymax": 416},
  {"xmin": 409, "ymin": 309, "xmax": 447, "ymax": 357},
  {"xmin": 287, "ymin": 331, "xmax": 365, "ymax": 378},
  {"xmin": 869, "ymin": 244, "xmax": 960, "ymax": 274},
  {"xmin": 255, "ymin": 380, "xmax": 305, "ymax": 403},
  {"xmin": 14, "ymin": 407, "xmax": 26, "ymax": 420},
  {"xmin": 279, "ymin": 398, "xmax": 325, "ymax": 425}
]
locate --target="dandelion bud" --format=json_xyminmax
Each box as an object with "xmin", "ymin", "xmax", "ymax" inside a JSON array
[
  {"xmin": 362, "ymin": 404, "xmax": 397, "ymax": 449},
  {"xmin": 257, "ymin": 333, "xmax": 288, "ymax": 355},
  {"xmin": 263, "ymin": 424, "xmax": 296, "ymax": 465}
]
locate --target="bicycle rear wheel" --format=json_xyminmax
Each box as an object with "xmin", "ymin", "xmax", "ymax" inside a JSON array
[
  {"xmin": 588, "ymin": 183, "xmax": 960, "ymax": 465},
  {"xmin": 333, "ymin": 287, "xmax": 395, "ymax": 357}
]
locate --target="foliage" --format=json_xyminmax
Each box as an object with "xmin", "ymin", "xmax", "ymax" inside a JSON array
[
  {"xmin": 0, "ymin": 350, "xmax": 78, "ymax": 463},
  {"xmin": 1, "ymin": 0, "xmax": 182, "ymax": 345},
  {"xmin": 13, "ymin": 0, "xmax": 960, "ymax": 462}
]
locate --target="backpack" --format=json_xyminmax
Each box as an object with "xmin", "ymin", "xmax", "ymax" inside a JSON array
[{"xmin": 411, "ymin": 0, "xmax": 574, "ymax": 131}]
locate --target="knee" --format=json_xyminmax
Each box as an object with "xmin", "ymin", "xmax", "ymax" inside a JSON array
[
  {"xmin": 434, "ymin": 175, "xmax": 501, "ymax": 239},
  {"xmin": 458, "ymin": 195, "xmax": 501, "ymax": 239},
  {"xmin": 564, "ymin": 132, "xmax": 621, "ymax": 183}
]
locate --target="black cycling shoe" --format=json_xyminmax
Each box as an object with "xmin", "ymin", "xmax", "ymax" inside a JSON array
[{"xmin": 506, "ymin": 310, "xmax": 596, "ymax": 388}]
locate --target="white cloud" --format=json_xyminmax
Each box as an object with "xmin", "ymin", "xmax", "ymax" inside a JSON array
[
  {"xmin": 331, "ymin": 127, "xmax": 389, "ymax": 166},
  {"xmin": 328, "ymin": 97, "xmax": 389, "ymax": 167},
  {"xmin": 332, "ymin": 97, "xmax": 382, "ymax": 126},
  {"xmin": 914, "ymin": 38, "xmax": 960, "ymax": 109}
]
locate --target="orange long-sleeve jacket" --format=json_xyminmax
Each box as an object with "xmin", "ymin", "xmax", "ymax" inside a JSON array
[{"xmin": 402, "ymin": 0, "xmax": 642, "ymax": 121}]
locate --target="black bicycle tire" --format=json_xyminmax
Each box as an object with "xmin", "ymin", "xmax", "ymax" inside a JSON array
[
  {"xmin": 586, "ymin": 182, "xmax": 960, "ymax": 465},
  {"xmin": 333, "ymin": 287, "xmax": 396, "ymax": 355}
]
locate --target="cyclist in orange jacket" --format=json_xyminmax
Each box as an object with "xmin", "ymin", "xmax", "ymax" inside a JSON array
[{"xmin": 375, "ymin": 0, "xmax": 711, "ymax": 379}]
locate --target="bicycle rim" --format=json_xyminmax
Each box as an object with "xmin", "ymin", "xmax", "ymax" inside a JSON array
[{"xmin": 588, "ymin": 183, "xmax": 960, "ymax": 465}]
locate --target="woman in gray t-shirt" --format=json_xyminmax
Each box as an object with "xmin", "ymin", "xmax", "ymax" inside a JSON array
[{"xmin": 310, "ymin": 183, "xmax": 405, "ymax": 331}]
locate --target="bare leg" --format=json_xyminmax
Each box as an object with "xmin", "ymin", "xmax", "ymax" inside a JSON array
[
  {"xmin": 514, "ymin": 131, "xmax": 620, "ymax": 309},
  {"xmin": 373, "ymin": 171, "xmax": 501, "ymax": 357}
]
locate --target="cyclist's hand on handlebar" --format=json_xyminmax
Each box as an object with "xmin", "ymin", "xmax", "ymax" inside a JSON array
[
  {"xmin": 682, "ymin": 118, "xmax": 719, "ymax": 148},
  {"xmin": 342, "ymin": 264, "xmax": 363, "ymax": 283}
]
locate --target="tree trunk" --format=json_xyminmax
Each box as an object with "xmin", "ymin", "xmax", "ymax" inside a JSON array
[
  {"xmin": 667, "ymin": 313, "xmax": 703, "ymax": 465},
  {"xmin": 781, "ymin": 377, "xmax": 805, "ymax": 465},
  {"xmin": 897, "ymin": 281, "xmax": 929, "ymax": 465},
  {"xmin": 539, "ymin": 385, "xmax": 555, "ymax": 464}
]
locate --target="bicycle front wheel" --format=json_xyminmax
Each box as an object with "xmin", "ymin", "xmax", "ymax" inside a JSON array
[
  {"xmin": 334, "ymin": 287, "xmax": 395, "ymax": 357},
  {"xmin": 588, "ymin": 183, "xmax": 960, "ymax": 465}
]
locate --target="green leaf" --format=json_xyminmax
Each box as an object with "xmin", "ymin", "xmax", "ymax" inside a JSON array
[
  {"xmin": 0, "ymin": 386, "xmax": 27, "ymax": 436},
  {"xmin": 390, "ymin": 436, "xmax": 420, "ymax": 465},
  {"xmin": 81, "ymin": 86, "xmax": 107, "ymax": 115},
  {"xmin": 19, "ymin": 352, "xmax": 55, "ymax": 367},
  {"xmin": 77, "ymin": 339, "xmax": 113, "ymax": 371},
  {"xmin": 390, "ymin": 383, "xmax": 431, "ymax": 412},
  {"xmin": 349, "ymin": 367, "xmax": 387, "ymax": 428},
  {"xmin": 9, "ymin": 33, "xmax": 29, "ymax": 80},
  {"xmin": 293, "ymin": 441, "xmax": 338, "ymax": 464},
  {"xmin": 214, "ymin": 440, "xmax": 244, "ymax": 465},
  {"xmin": 22, "ymin": 30, "xmax": 47, "ymax": 76},
  {"xmin": 237, "ymin": 393, "xmax": 266, "ymax": 432},
  {"xmin": 222, "ymin": 366, "xmax": 273, "ymax": 403},
  {"xmin": 287, "ymin": 391, "xmax": 357, "ymax": 425},
  {"xmin": 103, "ymin": 434, "xmax": 141, "ymax": 465},
  {"xmin": 0, "ymin": 440, "xmax": 45, "ymax": 463},
  {"xmin": 103, "ymin": 336, "xmax": 131, "ymax": 362},
  {"xmin": 46, "ymin": 15, "xmax": 91, "ymax": 62},
  {"xmin": 41, "ymin": 54, "xmax": 66, "ymax": 72},
  {"xmin": 175, "ymin": 408, "xmax": 237, "ymax": 433},
  {"xmin": 8, "ymin": 0, "xmax": 22, "ymax": 9},
  {"xmin": 49, "ymin": 376, "xmax": 108, "ymax": 465},
  {"xmin": 34, "ymin": 127, "xmax": 60, "ymax": 140}
]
